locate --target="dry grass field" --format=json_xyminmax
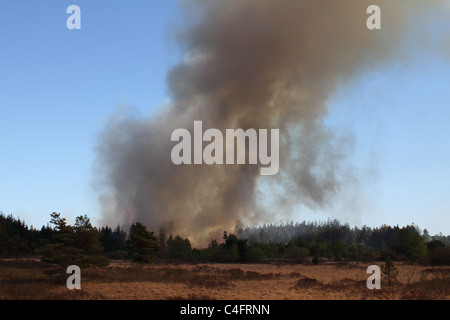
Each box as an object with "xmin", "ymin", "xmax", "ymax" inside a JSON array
[{"xmin": 0, "ymin": 259, "xmax": 448, "ymax": 300}]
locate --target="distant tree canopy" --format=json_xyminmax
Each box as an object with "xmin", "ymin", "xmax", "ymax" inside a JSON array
[
  {"xmin": 166, "ymin": 234, "xmax": 192, "ymax": 260},
  {"xmin": 235, "ymin": 220, "xmax": 450, "ymax": 264},
  {"xmin": 395, "ymin": 225, "xmax": 427, "ymax": 262},
  {"xmin": 1, "ymin": 212, "xmax": 450, "ymax": 265},
  {"xmin": 99, "ymin": 225, "xmax": 127, "ymax": 253},
  {"xmin": 0, "ymin": 214, "xmax": 31, "ymax": 259}
]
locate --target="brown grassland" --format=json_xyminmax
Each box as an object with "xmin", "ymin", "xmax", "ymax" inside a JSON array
[{"xmin": 0, "ymin": 259, "xmax": 448, "ymax": 300}]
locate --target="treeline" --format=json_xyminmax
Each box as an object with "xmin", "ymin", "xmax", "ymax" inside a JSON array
[
  {"xmin": 237, "ymin": 219, "xmax": 450, "ymax": 264},
  {"xmin": 1, "ymin": 213, "xmax": 450, "ymax": 267}
]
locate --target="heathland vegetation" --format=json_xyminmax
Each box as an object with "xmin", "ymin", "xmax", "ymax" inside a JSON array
[{"xmin": 1, "ymin": 212, "xmax": 450, "ymax": 268}]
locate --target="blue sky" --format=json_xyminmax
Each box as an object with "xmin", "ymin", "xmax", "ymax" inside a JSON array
[
  {"xmin": 1, "ymin": 1, "xmax": 449, "ymax": 235},
  {"xmin": 0, "ymin": 0, "xmax": 182, "ymax": 227}
]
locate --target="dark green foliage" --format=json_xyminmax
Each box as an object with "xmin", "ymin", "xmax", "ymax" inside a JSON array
[
  {"xmin": 244, "ymin": 246, "xmax": 266, "ymax": 262},
  {"xmin": 1, "ymin": 212, "xmax": 450, "ymax": 265},
  {"xmin": 209, "ymin": 238, "xmax": 219, "ymax": 249},
  {"xmin": 285, "ymin": 246, "xmax": 309, "ymax": 263},
  {"xmin": 211, "ymin": 232, "xmax": 242, "ymax": 262},
  {"xmin": 9, "ymin": 234, "xmax": 30, "ymax": 260},
  {"xmin": 223, "ymin": 232, "xmax": 237, "ymax": 250},
  {"xmin": 127, "ymin": 222, "xmax": 160, "ymax": 264},
  {"xmin": 166, "ymin": 234, "xmax": 192, "ymax": 260},
  {"xmin": 74, "ymin": 215, "xmax": 105, "ymax": 256},
  {"xmin": 191, "ymin": 239, "xmax": 219, "ymax": 261},
  {"xmin": 228, "ymin": 243, "xmax": 240, "ymax": 262},
  {"xmin": 0, "ymin": 213, "xmax": 32, "ymax": 259},
  {"xmin": 381, "ymin": 257, "xmax": 399, "ymax": 289},
  {"xmin": 427, "ymin": 240, "xmax": 444, "ymax": 251},
  {"xmin": 367, "ymin": 225, "xmax": 398, "ymax": 253},
  {"xmin": 328, "ymin": 239, "xmax": 348, "ymax": 261},
  {"xmin": 190, "ymin": 232, "xmax": 248, "ymax": 263},
  {"xmin": 37, "ymin": 213, "xmax": 109, "ymax": 268},
  {"xmin": 426, "ymin": 240, "xmax": 450, "ymax": 266},
  {"xmin": 238, "ymin": 220, "xmax": 444, "ymax": 264},
  {"xmin": 236, "ymin": 239, "xmax": 249, "ymax": 261},
  {"xmin": 158, "ymin": 227, "xmax": 167, "ymax": 254},
  {"xmin": 99, "ymin": 225, "xmax": 127, "ymax": 253},
  {"xmin": 394, "ymin": 225, "xmax": 427, "ymax": 262},
  {"xmin": 106, "ymin": 250, "xmax": 128, "ymax": 260}
]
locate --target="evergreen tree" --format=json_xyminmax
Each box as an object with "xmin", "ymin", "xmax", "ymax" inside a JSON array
[
  {"xmin": 381, "ymin": 257, "xmax": 399, "ymax": 289},
  {"xmin": 395, "ymin": 225, "xmax": 427, "ymax": 262},
  {"xmin": 166, "ymin": 234, "xmax": 192, "ymax": 260},
  {"xmin": 37, "ymin": 212, "xmax": 109, "ymax": 268},
  {"xmin": 100, "ymin": 225, "xmax": 127, "ymax": 253},
  {"xmin": 0, "ymin": 213, "xmax": 31, "ymax": 259},
  {"xmin": 127, "ymin": 222, "xmax": 160, "ymax": 264}
]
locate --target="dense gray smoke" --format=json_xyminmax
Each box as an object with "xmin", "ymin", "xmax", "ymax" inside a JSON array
[{"xmin": 95, "ymin": 0, "xmax": 446, "ymax": 246}]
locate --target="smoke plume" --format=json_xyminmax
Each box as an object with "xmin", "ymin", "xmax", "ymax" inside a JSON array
[{"xmin": 95, "ymin": 0, "xmax": 445, "ymax": 246}]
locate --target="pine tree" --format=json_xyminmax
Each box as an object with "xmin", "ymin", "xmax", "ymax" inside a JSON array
[
  {"xmin": 127, "ymin": 222, "xmax": 160, "ymax": 264},
  {"xmin": 37, "ymin": 212, "xmax": 109, "ymax": 268},
  {"xmin": 381, "ymin": 257, "xmax": 399, "ymax": 289}
]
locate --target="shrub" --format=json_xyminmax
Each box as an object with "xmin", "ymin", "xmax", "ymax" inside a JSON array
[
  {"xmin": 106, "ymin": 250, "xmax": 128, "ymax": 260},
  {"xmin": 381, "ymin": 257, "xmax": 399, "ymax": 289},
  {"xmin": 285, "ymin": 246, "xmax": 309, "ymax": 263},
  {"xmin": 426, "ymin": 246, "xmax": 450, "ymax": 266},
  {"xmin": 244, "ymin": 247, "xmax": 266, "ymax": 263}
]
